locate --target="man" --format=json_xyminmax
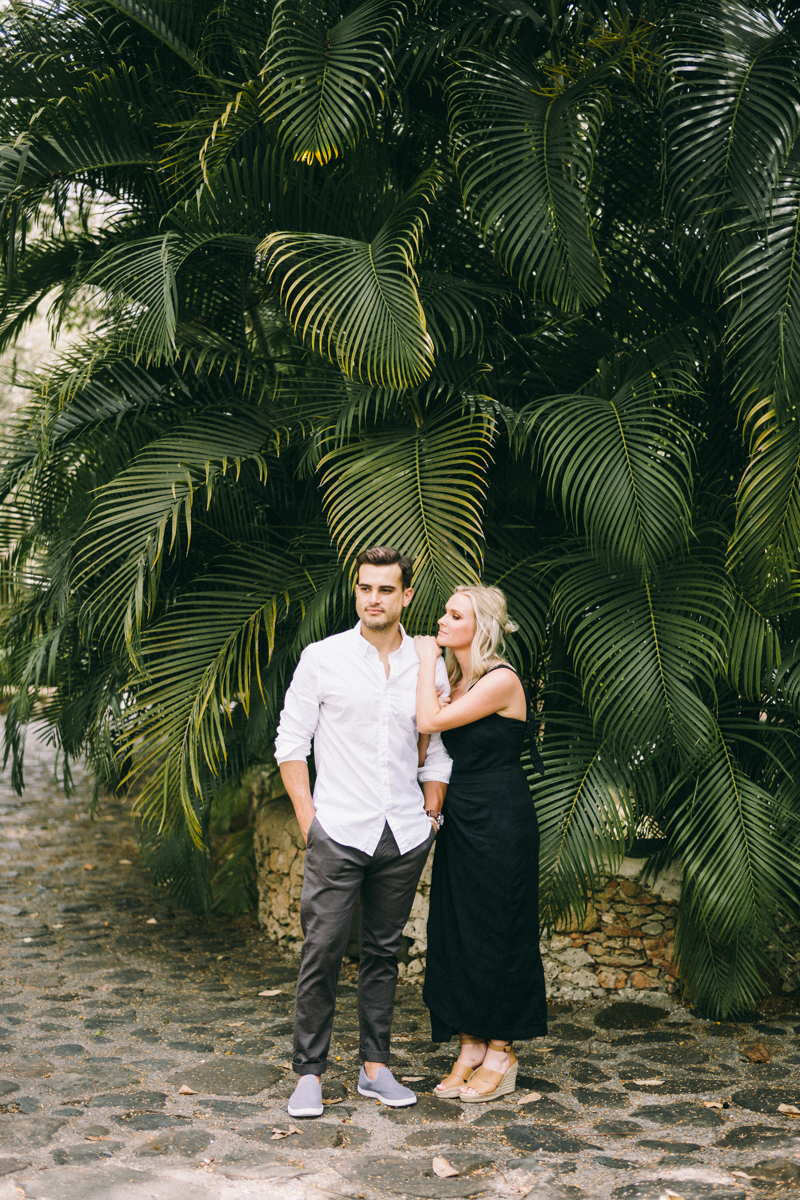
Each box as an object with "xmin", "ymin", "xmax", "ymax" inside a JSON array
[{"xmin": 275, "ymin": 545, "xmax": 451, "ymax": 1116}]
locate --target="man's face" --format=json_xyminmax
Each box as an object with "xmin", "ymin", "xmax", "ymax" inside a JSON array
[{"xmin": 355, "ymin": 563, "xmax": 413, "ymax": 631}]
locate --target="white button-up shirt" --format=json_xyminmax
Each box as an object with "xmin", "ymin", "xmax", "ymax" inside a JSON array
[{"xmin": 274, "ymin": 623, "xmax": 452, "ymax": 854}]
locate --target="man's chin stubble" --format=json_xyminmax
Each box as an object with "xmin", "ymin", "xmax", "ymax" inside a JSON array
[{"xmin": 361, "ymin": 614, "xmax": 393, "ymax": 630}]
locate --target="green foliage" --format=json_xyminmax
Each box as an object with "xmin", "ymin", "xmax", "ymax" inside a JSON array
[{"xmin": 1, "ymin": 0, "xmax": 800, "ymax": 1016}]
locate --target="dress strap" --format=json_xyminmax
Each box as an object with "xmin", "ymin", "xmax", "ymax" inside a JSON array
[{"xmin": 479, "ymin": 665, "xmax": 545, "ymax": 777}]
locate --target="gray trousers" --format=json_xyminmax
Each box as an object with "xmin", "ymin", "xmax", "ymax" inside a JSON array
[{"xmin": 292, "ymin": 819, "xmax": 434, "ymax": 1076}]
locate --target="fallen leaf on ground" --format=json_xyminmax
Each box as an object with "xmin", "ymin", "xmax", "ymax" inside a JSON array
[
  {"xmin": 178, "ymin": 1085, "xmax": 198, "ymax": 1095},
  {"xmin": 322, "ymin": 1098, "xmax": 342, "ymax": 1106},
  {"xmin": 778, "ymin": 1103, "xmax": 800, "ymax": 1116},
  {"xmin": 259, "ymin": 989, "xmax": 282, "ymax": 997},
  {"xmin": 432, "ymin": 1156, "xmax": 459, "ymax": 1178},
  {"xmin": 730, "ymin": 1172, "xmax": 754, "ymax": 1180},
  {"xmin": 270, "ymin": 1125, "xmax": 302, "ymax": 1140},
  {"xmin": 145, "ymin": 917, "xmax": 157, "ymax": 924},
  {"xmin": 633, "ymin": 1079, "xmax": 665, "ymax": 1085},
  {"xmin": 401, "ymin": 1076, "xmax": 424, "ymax": 1082},
  {"xmin": 82, "ymin": 864, "xmax": 95, "ymax": 871},
  {"xmin": 742, "ymin": 1042, "xmax": 770, "ymax": 1063},
  {"xmin": 703, "ymin": 1101, "xmax": 724, "ymax": 1109},
  {"xmin": 227, "ymin": 1021, "xmax": 244, "ymax": 1027},
  {"xmin": 84, "ymin": 1136, "xmax": 112, "ymax": 1142},
  {"xmin": 118, "ymin": 859, "xmax": 132, "ymax": 865},
  {"xmin": 517, "ymin": 1092, "xmax": 542, "ymax": 1104}
]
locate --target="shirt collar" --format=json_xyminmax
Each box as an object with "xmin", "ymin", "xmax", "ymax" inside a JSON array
[{"xmin": 352, "ymin": 621, "xmax": 411, "ymax": 659}]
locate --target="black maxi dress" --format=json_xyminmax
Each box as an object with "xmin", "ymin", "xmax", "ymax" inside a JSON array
[{"xmin": 423, "ymin": 665, "xmax": 548, "ymax": 1043}]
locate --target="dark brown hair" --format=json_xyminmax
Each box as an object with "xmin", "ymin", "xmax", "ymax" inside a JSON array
[{"xmin": 355, "ymin": 546, "xmax": 413, "ymax": 590}]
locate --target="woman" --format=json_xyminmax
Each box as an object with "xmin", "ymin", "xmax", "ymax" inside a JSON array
[{"xmin": 414, "ymin": 585, "xmax": 547, "ymax": 1102}]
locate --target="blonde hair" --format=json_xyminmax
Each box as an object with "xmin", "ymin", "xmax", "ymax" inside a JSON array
[{"xmin": 444, "ymin": 585, "xmax": 518, "ymax": 691}]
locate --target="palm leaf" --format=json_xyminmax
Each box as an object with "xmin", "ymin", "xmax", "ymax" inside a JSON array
[
  {"xmin": 124, "ymin": 545, "xmax": 332, "ymax": 841},
  {"xmin": 263, "ymin": 0, "xmax": 408, "ymax": 164},
  {"xmin": 721, "ymin": 165, "xmax": 800, "ymax": 420},
  {"xmin": 261, "ymin": 171, "xmax": 440, "ymax": 388},
  {"xmin": 522, "ymin": 368, "xmax": 695, "ymax": 573},
  {"xmin": 446, "ymin": 50, "xmax": 608, "ymax": 310},
  {"xmin": 728, "ymin": 402, "xmax": 800, "ymax": 589},
  {"xmin": 321, "ymin": 404, "xmax": 493, "ymax": 631},
  {"xmin": 725, "ymin": 588, "xmax": 782, "ymax": 699},
  {"xmin": 665, "ymin": 713, "xmax": 800, "ymax": 1015},
  {"xmin": 663, "ymin": 0, "xmax": 800, "ymax": 253},
  {"xmin": 553, "ymin": 553, "xmax": 729, "ymax": 760},
  {"xmin": 97, "ymin": 0, "xmax": 205, "ymax": 72},
  {"xmin": 535, "ymin": 689, "xmax": 641, "ymax": 931},
  {"xmin": 73, "ymin": 405, "xmax": 274, "ymax": 645}
]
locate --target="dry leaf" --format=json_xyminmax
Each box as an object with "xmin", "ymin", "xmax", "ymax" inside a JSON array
[
  {"xmin": 227, "ymin": 1021, "xmax": 244, "ymax": 1027},
  {"xmin": 431, "ymin": 1156, "xmax": 459, "ymax": 1179},
  {"xmin": 633, "ymin": 1078, "xmax": 665, "ymax": 1085},
  {"xmin": 83, "ymin": 864, "xmax": 96, "ymax": 871},
  {"xmin": 777, "ymin": 1103, "xmax": 800, "ymax": 1116},
  {"xmin": 703, "ymin": 1101, "xmax": 724, "ymax": 1109},
  {"xmin": 517, "ymin": 1092, "xmax": 542, "ymax": 1104},
  {"xmin": 84, "ymin": 1135, "xmax": 112, "ymax": 1142},
  {"xmin": 178, "ymin": 1084, "xmax": 198, "ymax": 1095},
  {"xmin": 322, "ymin": 1098, "xmax": 342, "ymax": 1106},
  {"xmin": 118, "ymin": 859, "xmax": 132, "ymax": 865},
  {"xmin": 742, "ymin": 1042, "xmax": 770, "ymax": 1063},
  {"xmin": 259, "ymin": 989, "xmax": 282, "ymax": 997},
  {"xmin": 401, "ymin": 1076, "xmax": 424, "ymax": 1083},
  {"xmin": 145, "ymin": 917, "xmax": 157, "ymax": 925},
  {"xmin": 270, "ymin": 1125, "xmax": 301, "ymax": 1140},
  {"xmin": 730, "ymin": 1171, "xmax": 754, "ymax": 1180}
]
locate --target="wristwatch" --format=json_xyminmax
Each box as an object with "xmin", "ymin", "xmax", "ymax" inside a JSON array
[{"xmin": 425, "ymin": 810, "xmax": 444, "ymax": 829}]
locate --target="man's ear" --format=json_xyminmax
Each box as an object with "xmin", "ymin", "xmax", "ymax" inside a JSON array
[{"xmin": 402, "ymin": 587, "xmax": 414, "ymax": 609}]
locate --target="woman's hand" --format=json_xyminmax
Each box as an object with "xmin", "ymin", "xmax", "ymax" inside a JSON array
[{"xmin": 414, "ymin": 634, "xmax": 442, "ymax": 661}]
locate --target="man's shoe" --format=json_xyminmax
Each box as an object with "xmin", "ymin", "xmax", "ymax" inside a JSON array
[
  {"xmin": 287, "ymin": 1073, "xmax": 323, "ymax": 1118},
  {"xmin": 357, "ymin": 1065, "xmax": 416, "ymax": 1107}
]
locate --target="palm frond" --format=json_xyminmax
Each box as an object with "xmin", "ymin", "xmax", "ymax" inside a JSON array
[
  {"xmin": 728, "ymin": 403, "xmax": 800, "ymax": 590},
  {"xmin": 264, "ymin": 0, "xmax": 408, "ymax": 164},
  {"xmin": 447, "ymin": 50, "xmax": 608, "ymax": 310},
  {"xmin": 725, "ymin": 588, "xmax": 782, "ymax": 699},
  {"xmin": 523, "ymin": 367, "xmax": 695, "ymax": 573},
  {"xmin": 553, "ymin": 553, "xmax": 729, "ymax": 759},
  {"xmin": 663, "ymin": 0, "xmax": 800, "ymax": 252},
  {"xmin": 535, "ymin": 687, "xmax": 640, "ymax": 930},
  {"xmin": 722, "ymin": 165, "xmax": 800, "ymax": 420},
  {"xmin": 261, "ymin": 170, "xmax": 440, "ymax": 387},
  {"xmin": 665, "ymin": 716, "xmax": 800, "ymax": 1015},
  {"xmin": 73, "ymin": 405, "xmax": 274, "ymax": 645},
  {"xmin": 321, "ymin": 403, "xmax": 493, "ymax": 631}
]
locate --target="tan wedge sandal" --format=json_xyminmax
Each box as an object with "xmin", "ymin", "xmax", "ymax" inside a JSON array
[
  {"xmin": 434, "ymin": 1036, "xmax": 486, "ymax": 1099},
  {"xmin": 459, "ymin": 1040, "xmax": 518, "ymax": 1103}
]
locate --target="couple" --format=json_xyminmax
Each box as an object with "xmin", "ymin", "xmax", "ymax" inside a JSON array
[{"xmin": 275, "ymin": 545, "xmax": 547, "ymax": 1118}]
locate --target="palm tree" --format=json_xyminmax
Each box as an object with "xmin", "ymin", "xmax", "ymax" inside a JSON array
[{"xmin": 1, "ymin": 0, "xmax": 799, "ymax": 1016}]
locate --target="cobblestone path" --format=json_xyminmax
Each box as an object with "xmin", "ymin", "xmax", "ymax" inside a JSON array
[{"xmin": 0, "ymin": 727, "xmax": 798, "ymax": 1200}]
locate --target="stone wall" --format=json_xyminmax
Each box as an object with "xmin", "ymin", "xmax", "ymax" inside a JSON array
[{"xmin": 252, "ymin": 768, "xmax": 682, "ymax": 998}]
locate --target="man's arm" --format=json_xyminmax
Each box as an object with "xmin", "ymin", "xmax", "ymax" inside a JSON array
[
  {"xmin": 422, "ymin": 778, "xmax": 447, "ymax": 833},
  {"xmin": 279, "ymin": 761, "xmax": 317, "ymax": 844},
  {"xmin": 275, "ymin": 649, "xmax": 320, "ymax": 845}
]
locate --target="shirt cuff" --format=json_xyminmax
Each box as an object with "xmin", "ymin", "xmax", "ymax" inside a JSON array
[
  {"xmin": 274, "ymin": 742, "xmax": 311, "ymax": 765},
  {"xmin": 418, "ymin": 765, "xmax": 452, "ymax": 784}
]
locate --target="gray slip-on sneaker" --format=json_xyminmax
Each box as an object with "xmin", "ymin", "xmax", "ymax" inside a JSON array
[
  {"xmin": 357, "ymin": 1065, "xmax": 416, "ymax": 1107},
  {"xmin": 287, "ymin": 1073, "xmax": 323, "ymax": 1118}
]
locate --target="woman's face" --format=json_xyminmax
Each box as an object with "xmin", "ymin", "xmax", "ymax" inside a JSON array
[{"xmin": 436, "ymin": 593, "xmax": 476, "ymax": 650}]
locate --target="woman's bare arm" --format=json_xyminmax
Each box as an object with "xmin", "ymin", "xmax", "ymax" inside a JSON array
[{"xmin": 414, "ymin": 640, "xmax": 526, "ymax": 733}]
